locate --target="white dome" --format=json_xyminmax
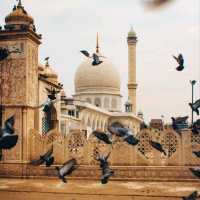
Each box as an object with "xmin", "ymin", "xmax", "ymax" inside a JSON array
[{"xmin": 75, "ymin": 57, "xmax": 121, "ymax": 95}]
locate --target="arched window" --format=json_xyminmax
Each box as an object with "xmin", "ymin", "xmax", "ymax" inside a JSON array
[
  {"xmin": 94, "ymin": 98, "xmax": 101, "ymax": 107},
  {"xmin": 104, "ymin": 97, "xmax": 109, "ymax": 109},
  {"xmin": 42, "ymin": 105, "xmax": 57, "ymax": 135},
  {"xmin": 111, "ymin": 98, "xmax": 117, "ymax": 109}
]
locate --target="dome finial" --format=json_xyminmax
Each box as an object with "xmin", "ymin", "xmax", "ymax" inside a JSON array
[
  {"xmin": 17, "ymin": 0, "xmax": 22, "ymax": 7},
  {"xmin": 96, "ymin": 32, "xmax": 100, "ymax": 54}
]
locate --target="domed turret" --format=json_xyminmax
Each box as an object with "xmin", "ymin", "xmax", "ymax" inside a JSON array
[
  {"xmin": 43, "ymin": 58, "xmax": 58, "ymax": 84},
  {"xmin": 128, "ymin": 27, "xmax": 137, "ymax": 38},
  {"xmin": 5, "ymin": 1, "xmax": 34, "ymax": 25},
  {"xmin": 75, "ymin": 58, "xmax": 121, "ymax": 95}
]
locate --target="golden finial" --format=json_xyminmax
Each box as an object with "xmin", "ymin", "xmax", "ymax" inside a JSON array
[{"xmin": 96, "ymin": 32, "xmax": 99, "ymax": 54}]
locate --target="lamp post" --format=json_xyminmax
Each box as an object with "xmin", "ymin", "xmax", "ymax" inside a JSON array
[{"xmin": 190, "ymin": 80, "xmax": 197, "ymax": 125}]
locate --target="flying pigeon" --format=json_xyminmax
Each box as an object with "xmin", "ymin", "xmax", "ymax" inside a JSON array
[
  {"xmin": 191, "ymin": 119, "xmax": 200, "ymax": 135},
  {"xmin": 46, "ymin": 87, "xmax": 60, "ymax": 101},
  {"xmin": 143, "ymin": 0, "xmax": 174, "ymax": 8},
  {"xmin": 0, "ymin": 47, "xmax": 20, "ymax": 61},
  {"xmin": 95, "ymin": 152, "xmax": 114, "ymax": 184},
  {"xmin": 0, "ymin": 116, "xmax": 18, "ymax": 150},
  {"xmin": 80, "ymin": 50, "xmax": 103, "ymax": 66},
  {"xmin": 190, "ymin": 168, "xmax": 200, "ymax": 179},
  {"xmin": 56, "ymin": 158, "xmax": 77, "ymax": 183},
  {"xmin": 171, "ymin": 116, "xmax": 188, "ymax": 134},
  {"xmin": 92, "ymin": 131, "xmax": 113, "ymax": 144},
  {"xmin": 150, "ymin": 140, "xmax": 167, "ymax": 155},
  {"xmin": 0, "ymin": 47, "xmax": 10, "ymax": 61},
  {"xmin": 30, "ymin": 147, "xmax": 54, "ymax": 167},
  {"xmin": 38, "ymin": 88, "xmax": 60, "ymax": 112},
  {"xmin": 183, "ymin": 191, "xmax": 200, "ymax": 200},
  {"xmin": 189, "ymin": 99, "xmax": 200, "ymax": 116},
  {"xmin": 108, "ymin": 124, "xmax": 139, "ymax": 146},
  {"xmin": 193, "ymin": 151, "xmax": 200, "ymax": 159},
  {"xmin": 173, "ymin": 54, "xmax": 184, "ymax": 71}
]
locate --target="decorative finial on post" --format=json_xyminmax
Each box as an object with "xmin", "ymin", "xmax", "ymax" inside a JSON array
[
  {"xmin": 44, "ymin": 57, "xmax": 50, "ymax": 67},
  {"xmin": 96, "ymin": 32, "xmax": 100, "ymax": 54},
  {"xmin": 17, "ymin": 0, "xmax": 22, "ymax": 6}
]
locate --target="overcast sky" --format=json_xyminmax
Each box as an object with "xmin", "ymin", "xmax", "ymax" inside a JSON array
[{"xmin": 0, "ymin": 0, "xmax": 199, "ymax": 123}]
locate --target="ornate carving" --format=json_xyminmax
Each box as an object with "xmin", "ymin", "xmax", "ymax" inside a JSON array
[
  {"xmin": 137, "ymin": 130, "xmax": 152, "ymax": 157},
  {"xmin": 161, "ymin": 131, "xmax": 178, "ymax": 158},
  {"xmin": 67, "ymin": 130, "xmax": 86, "ymax": 164},
  {"xmin": 0, "ymin": 59, "xmax": 26, "ymax": 105}
]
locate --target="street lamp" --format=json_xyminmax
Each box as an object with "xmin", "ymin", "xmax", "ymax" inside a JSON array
[{"xmin": 190, "ymin": 80, "xmax": 197, "ymax": 124}]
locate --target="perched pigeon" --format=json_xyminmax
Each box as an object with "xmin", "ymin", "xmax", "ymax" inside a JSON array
[
  {"xmin": 30, "ymin": 147, "xmax": 54, "ymax": 167},
  {"xmin": 108, "ymin": 123, "xmax": 139, "ymax": 146},
  {"xmin": 192, "ymin": 119, "xmax": 200, "ymax": 135},
  {"xmin": 56, "ymin": 158, "xmax": 77, "ymax": 183},
  {"xmin": 95, "ymin": 152, "xmax": 114, "ymax": 184},
  {"xmin": 173, "ymin": 54, "xmax": 184, "ymax": 71},
  {"xmin": 193, "ymin": 151, "xmax": 200, "ymax": 159},
  {"xmin": 93, "ymin": 131, "xmax": 112, "ymax": 144},
  {"xmin": 189, "ymin": 99, "xmax": 200, "ymax": 116},
  {"xmin": 183, "ymin": 191, "xmax": 199, "ymax": 200},
  {"xmin": 0, "ymin": 116, "xmax": 18, "ymax": 150},
  {"xmin": 171, "ymin": 116, "xmax": 188, "ymax": 134},
  {"xmin": 190, "ymin": 168, "xmax": 200, "ymax": 179},
  {"xmin": 150, "ymin": 140, "xmax": 167, "ymax": 155},
  {"xmin": 80, "ymin": 50, "xmax": 103, "ymax": 66}
]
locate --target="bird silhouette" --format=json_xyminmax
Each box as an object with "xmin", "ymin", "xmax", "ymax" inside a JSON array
[
  {"xmin": 92, "ymin": 131, "xmax": 113, "ymax": 144},
  {"xmin": 95, "ymin": 152, "xmax": 114, "ymax": 184},
  {"xmin": 171, "ymin": 116, "xmax": 188, "ymax": 134},
  {"xmin": 0, "ymin": 116, "xmax": 18, "ymax": 150},
  {"xmin": 143, "ymin": 0, "xmax": 174, "ymax": 9},
  {"xmin": 56, "ymin": 158, "xmax": 77, "ymax": 183},
  {"xmin": 183, "ymin": 191, "xmax": 200, "ymax": 200},
  {"xmin": 191, "ymin": 119, "xmax": 200, "ymax": 135},
  {"xmin": 190, "ymin": 168, "xmax": 200, "ymax": 179},
  {"xmin": 30, "ymin": 147, "xmax": 54, "ymax": 167},
  {"xmin": 150, "ymin": 140, "xmax": 167, "ymax": 156},
  {"xmin": 193, "ymin": 151, "xmax": 200, "ymax": 159},
  {"xmin": 173, "ymin": 54, "xmax": 184, "ymax": 71},
  {"xmin": 108, "ymin": 123, "xmax": 139, "ymax": 146},
  {"xmin": 0, "ymin": 47, "xmax": 20, "ymax": 61},
  {"xmin": 80, "ymin": 50, "xmax": 103, "ymax": 66},
  {"xmin": 189, "ymin": 99, "xmax": 200, "ymax": 115},
  {"xmin": 38, "ymin": 88, "xmax": 60, "ymax": 112},
  {"xmin": 0, "ymin": 47, "xmax": 10, "ymax": 61}
]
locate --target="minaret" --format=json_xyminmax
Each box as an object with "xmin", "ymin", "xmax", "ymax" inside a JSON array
[
  {"xmin": 127, "ymin": 27, "xmax": 138, "ymax": 114},
  {"xmin": 0, "ymin": 1, "xmax": 41, "ymax": 163}
]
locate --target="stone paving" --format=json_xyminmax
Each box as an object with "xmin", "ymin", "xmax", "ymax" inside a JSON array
[{"xmin": 0, "ymin": 178, "xmax": 200, "ymax": 200}]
